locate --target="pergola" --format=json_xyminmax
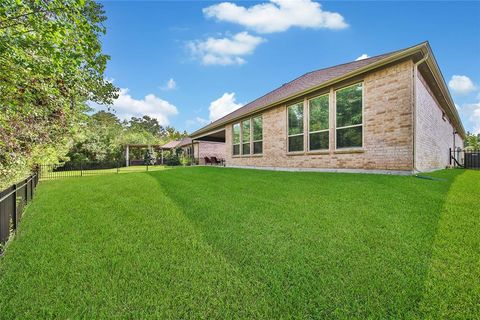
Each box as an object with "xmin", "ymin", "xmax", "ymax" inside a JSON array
[{"xmin": 124, "ymin": 144, "xmax": 171, "ymax": 167}]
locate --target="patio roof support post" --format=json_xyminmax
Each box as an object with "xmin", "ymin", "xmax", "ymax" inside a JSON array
[
  {"xmin": 125, "ymin": 145, "xmax": 129, "ymax": 167},
  {"xmin": 191, "ymin": 141, "xmax": 195, "ymax": 165},
  {"xmin": 161, "ymin": 149, "xmax": 164, "ymax": 165}
]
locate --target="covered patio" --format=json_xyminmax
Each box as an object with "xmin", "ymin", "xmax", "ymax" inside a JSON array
[{"xmin": 189, "ymin": 128, "xmax": 226, "ymax": 165}]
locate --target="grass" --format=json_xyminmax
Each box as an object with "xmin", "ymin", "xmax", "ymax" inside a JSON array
[{"xmin": 0, "ymin": 167, "xmax": 478, "ymax": 319}]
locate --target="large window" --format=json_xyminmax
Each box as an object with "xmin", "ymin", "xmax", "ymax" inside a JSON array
[
  {"xmin": 252, "ymin": 116, "xmax": 263, "ymax": 154},
  {"xmin": 309, "ymin": 94, "xmax": 329, "ymax": 151},
  {"xmin": 233, "ymin": 116, "xmax": 263, "ymax": 156},
  {"xmin": 232, "ymin": 123, "xmax": 240, "ymax": 155},
  {"xmin": 242, "ymin": 119, "xmax": 251, "ymax": 155},
  {"xmin": 336, "ymin": 83, "xmax": 363, "ymax": 148},
  {"xmin": 288, "ymin": 103, "xmax": 304, "ymax": 152}
]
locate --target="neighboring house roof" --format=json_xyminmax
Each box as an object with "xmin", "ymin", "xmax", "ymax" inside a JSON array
[
  {"xmin": 161, "ymin": 140, "xmax": 181, "ymax": 149},
  {"xmin": 162, "ymin": 138, "xmax": 193, "ymax": 149},
  {"xmin": 177, "ymin": 137, "xmax": 193, "ymax": 148},
  {"xmin": 191, "ymin": 41, "xmax": 465, "ymax": 138}
]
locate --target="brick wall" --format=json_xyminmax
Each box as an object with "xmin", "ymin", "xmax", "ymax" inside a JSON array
[
  {"xmin": 415, "ymin": 72, "xmax": 463, "ymax": 171},
  {"xmin": 225, "ymin": 60, "xmax": 415, "ymax": 172},
  {"xmin": 195, "ymin": 141, "xmax": 226, "ymax": 164}
]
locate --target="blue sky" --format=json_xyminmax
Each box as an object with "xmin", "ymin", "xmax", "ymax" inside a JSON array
[{"xmin": 97, "ymin": 0, "xmax": 480, "ymax": 134}]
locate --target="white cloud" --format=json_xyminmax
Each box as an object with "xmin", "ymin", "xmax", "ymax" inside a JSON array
[
  {"xmin": 209, "ymin": 92, "xmax": 243, "ymax": 121},
  {"xmin": 188, "ymin": 32, "xmax": 265, "ymax": 66},
  {"xmin": 457, "ymin": 100, "xmax": 480, "ymax": 134},
  {"xmin": 160, "ymin": 78, "xmax": 177, "ymax": 91},
  {"xmin": 203, "ymin": 0, "xmax": 348, "ymax": 34},
  {"xmin": 108, "ymin": 88, "xmax": 178, "ymax": 126},
  {"xmin": 195, "ymin": 117, "xmax": 210, "ymax": 125},
  {"xmin": 185, "ymin": 117, "xmax": 210, "ymax": 129},
  {"xmin": 448, "ymin": 75, "xmax": 476, "ymax": 95},
  {"xmin": 466, "ymin": 102, "xmax": 480, "ymax": 134},
  {"xmin": 355, "ymin": 54, "xmax": 369, "ymax": 61}
]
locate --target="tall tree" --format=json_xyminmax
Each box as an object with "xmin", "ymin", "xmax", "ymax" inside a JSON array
[
  {"xmin": 0, "ymin": 0, "xmax": 118, "ymax": 185},
  {"xmin": 164, "ymin": 126, "xmax": 188, "ymax": 141},
  {"xmin": 129, "ymin": 116, "xmax": 165, "ymax": 137},
  {"xmin": 465, "ymin": 132, "xmax": 480, "ymax": 150}
]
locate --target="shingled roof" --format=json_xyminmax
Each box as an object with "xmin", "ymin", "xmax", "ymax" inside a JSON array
[
  {"xmin": 191, "ymin": 42, "xmax": 465, "ymax": 138},
  {"xmin": 161, "ymin": 140, "xmax": 181, "ymax": 149},
  {"xmin": 191, "ymin": 46, "xmax": 412, "ymax": 137}
]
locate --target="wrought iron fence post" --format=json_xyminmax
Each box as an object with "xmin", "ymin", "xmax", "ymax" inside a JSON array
[
  {"xmin": 24, "ymin": 178, "xmax": 28, "ymax": 204},
  {"xmin": 12, "ymin": 184, "xmax": 17, "ymax": 231}
]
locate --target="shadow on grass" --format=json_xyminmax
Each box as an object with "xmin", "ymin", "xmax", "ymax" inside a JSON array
[
  {"xmin": 415, "ymin": 169, "xmax": 479, "ymax": 319},
  {"xmin": 148, "ymin": 167, "xmax": 464, "ymax": 319}
]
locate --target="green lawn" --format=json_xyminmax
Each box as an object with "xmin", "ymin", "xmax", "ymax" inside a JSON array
[{"xmin": 0, "ymin": 167, "xmax": 478, "ymax": 319}]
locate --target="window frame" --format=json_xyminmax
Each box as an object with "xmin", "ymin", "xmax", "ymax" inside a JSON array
[
  {"xmin": 287, "ymin": 102, "xmax": 305, "ymax": 153},
  {"xmin": 307, "ymin": 93, "xmax": 330, "ymax": 152},
  {"xmin": 232, "ymin": 115, "xmax": 263, "ymax": 157},
  {"xmin": 232, "ymin": 122, "xmax": 241, "ymax": 156},
  {"xmin": 252, "ymin": 115, "xmax": 263, "ymax": 155},
  {"xmin": 241, "ymin": 119, "xmax": 251, "ymax": 155},
  {"xmin": 334, "ymin": 82, "xmax": 364, "ymax": 150}
]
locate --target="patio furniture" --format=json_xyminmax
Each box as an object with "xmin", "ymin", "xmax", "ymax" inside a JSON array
[
  {"xmin": 204, "ymin": 157, "xmax": 212, "ymax": 165},
  {"xmin": 210, "ymin": 157, "xmax": 221, "ymax": 165}
]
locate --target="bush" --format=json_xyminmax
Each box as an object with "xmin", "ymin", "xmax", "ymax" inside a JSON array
[
  {"xmin": 163, "ymin": 151, "xmax": 180, "ymax": 166},
  {"xmin": 180, "ymin": 155, "xmax": 193, "ymax": 166},
  {"xmin": 144, "ymin": 149, "xmax": 157, "ymax": 165}
]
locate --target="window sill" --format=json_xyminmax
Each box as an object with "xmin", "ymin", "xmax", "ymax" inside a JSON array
[
  {"xmin": 232, "ymin": 154, "xmax": 263, "ymax": 158},
  {"xmin": 286, "ymin": 151, "xmax": 305, "ymax": 156},
  {"xmin": 334, "ymin": 148, "xmax": 365, "ymax": 154},
  {"xmin": 306, "ymin": 150, "xmax": 330, "ymax": 155}
]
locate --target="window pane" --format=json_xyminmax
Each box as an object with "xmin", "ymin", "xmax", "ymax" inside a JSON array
[
  {"xmin": 253, "ymin": 141, "xmax": 263, "ymax": 154},
  {"xmin": 242, "ymin": 143, "xmax": 250, "ymax": 155},
  {"xmin": 253, "ymin": 116, "xmax": 262, "ymax": 141},
  {"xmin": 309, "ymin": 95, "xmax": 329, "ymax": 132},
  {"xmin": 288, "ymin": 135, "xmax": 304, "ymax": 152},
  {"xmin": 233, "ymin": 144, "xmax": 240, "ymax": 155},
  {"xmin": 309, "ymin": 131, "xmax": 329, "ymax": 150},
  {"xmin": 242, "ymin": 120, "xmax": 250, "ymax": 143},
  {"xmin": 233, "ymin": 123, "xmax": 240, "ymax": 144},
  {"xmin": 336, "ymin": 126, "xmax": 362, "ymax": 148},
  {"xmin": 288, "ymin": 103, "xmax": 304, "ymax": 135},
  {"xmin": 336, "ymin": 83, "xmax": 362, "ymax": 128}
]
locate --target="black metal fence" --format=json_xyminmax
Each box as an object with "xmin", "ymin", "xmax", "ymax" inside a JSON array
[
  {"xmin": 0, "ymin": 172, "xmax": 39, "ymax": 249},
  {"xmin": 450, "ymin": 148, "xmax": 480, "ymax": 169},
  {"xmin": 38, "ymin": 162, "xmax": 157, "ymax": 180}
]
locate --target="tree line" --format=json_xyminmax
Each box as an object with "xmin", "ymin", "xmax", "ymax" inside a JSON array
[
  {"xmin": 0, "ymin": 1, "xmax": 184, "ymax": 188},
  {"xmin": 68, "ymin": 111, "xmax": 186, "ymax": 164},
  {"xmin": 465, "ymin": 132, "xmax": 480, "ymax": 150}
]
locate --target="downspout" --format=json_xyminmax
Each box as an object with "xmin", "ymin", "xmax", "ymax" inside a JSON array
[{"xmin": 412, "ymin": 53, "xmax": 429, "ymax": 173}]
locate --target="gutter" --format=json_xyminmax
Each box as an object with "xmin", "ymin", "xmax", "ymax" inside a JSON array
[
  {"xmin": 412, "ymin": 53, "xmax": 429, "ymax": 173},
  {"xmin": 191, "ymin": 43, "xmax": 429, "ymax": 139}
]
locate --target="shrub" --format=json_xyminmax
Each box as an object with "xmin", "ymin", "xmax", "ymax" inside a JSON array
[
  {"xmin": 163, "ymin": 151, "xmax": 180, "ymax": 166},
  {"xmin": 180, "ymin": 155, "xmax": 193, "ymax": 166}
]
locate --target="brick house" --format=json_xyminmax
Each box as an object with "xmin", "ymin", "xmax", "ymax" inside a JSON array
[{"xmin": 190, "ymin": 42, "xmax": 465, "ymax": 174}]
